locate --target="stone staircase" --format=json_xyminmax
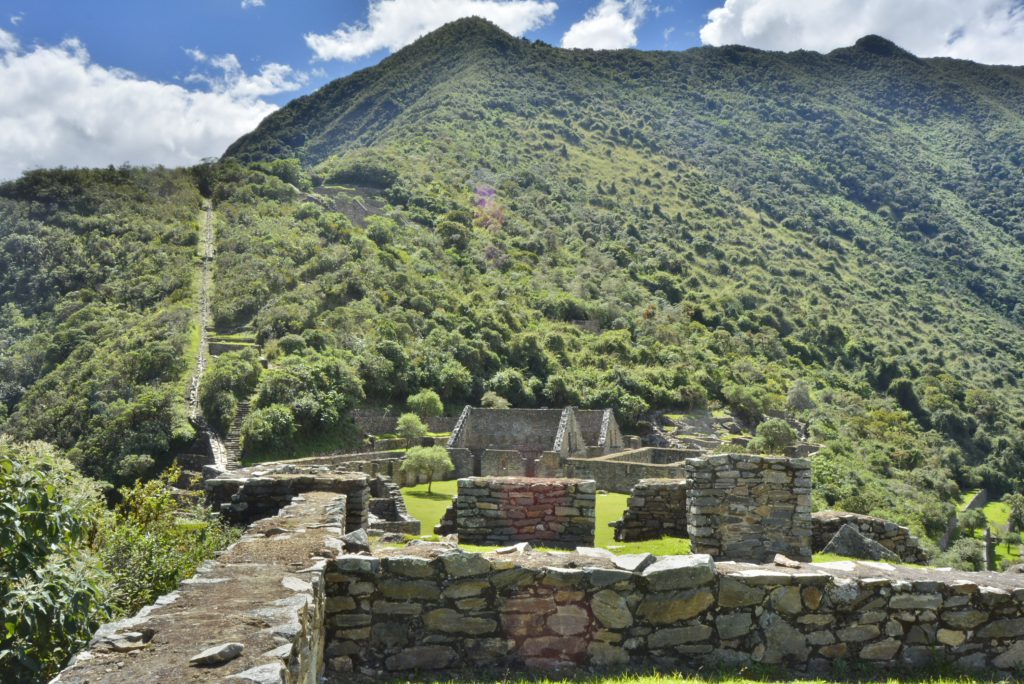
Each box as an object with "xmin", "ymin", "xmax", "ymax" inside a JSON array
[{"xmin": 223, "ymin": 400, "xmax": 250, "ymax": 469}]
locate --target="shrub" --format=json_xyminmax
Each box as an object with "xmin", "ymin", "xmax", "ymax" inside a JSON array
[
  {"xmin": 407, "ymin": 389, "xmax": 443, "ymax": 419},
  {"xmin": 748, "ymin": 418, "xmax": 797, "ymax": 454},
  {"xmin": 95, "ymin": 466, "xmax": 239, "ymax": 616},
  {"xmin": 0, "ymin": 438, "xmax": 109, "ymax": 681},
  {"xmin": 114, "ymin": 453, "xmax": 155, "ymax": 482},
  {"xmin": 241, "ymin": 405, "xmax": 297, "ymax": 456},
  {"xmin": 481, "ymin": 391, "xmax": 510, "ymax": 409},
  {"xmin": 399, "ymin": 446, "xmax": 453, "ymax": 492},
  {"xmin": 787, "ymin": 381, "xmax": 815, "ymax": 411},
  {"xmin": 396, "ymin": 412, "xmax": 428, "ymax": 441}
]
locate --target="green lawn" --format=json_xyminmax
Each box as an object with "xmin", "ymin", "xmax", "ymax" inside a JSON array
[
  {"xmin": 963, "ymin": 498, "xmax": 1022, "ymax": 565},
  {"xmin": 401, "ymin": 482, "xmax": 928, "ymax": 564},
  {"xmin": 405, "ymin": 669, "xmax": 991, "ymax": 683},
  {"xmin": 401, "ymin": 482, "xmax": 692, "ymax": 555}
]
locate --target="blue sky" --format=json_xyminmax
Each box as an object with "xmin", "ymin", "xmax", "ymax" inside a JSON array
[
  {"xmin": 0, "ymin": 1, "xmax": 722, "ymax": 105},
  {"xmin": 0, "ymin": 0, "xmax": 1022, "ymax": 179}
]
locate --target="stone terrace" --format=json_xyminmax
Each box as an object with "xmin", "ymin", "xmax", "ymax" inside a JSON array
[{"xmin": 54, "ymin": 491, "xmax": 344, "ymax": 684}]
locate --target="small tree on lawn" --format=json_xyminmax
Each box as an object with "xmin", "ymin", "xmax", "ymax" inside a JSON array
[
  {"xmin": 408, "ymin": 389, "xmax": 444, "ymax": 419},
  {"xmin": 399, "ymin": 446, "xmax": 453, "ymax": 493},
  {"xmin": 396, "ymin": 412, "xmax": 427, "ymax": 440},
  {"xmin": 959, "ymin": 508, "xmax": 987, "ymax": 537},
  {"xmin": 1004, "ymin": 493, "xmax": 1024, "ymax": 532}
]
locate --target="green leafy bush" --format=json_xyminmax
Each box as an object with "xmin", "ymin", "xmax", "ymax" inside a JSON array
[
  {"xmin": 396, "ymin": 412, "xmax": 428, "ymax": 440},
  {"xmin": 748, "ymin": 418, "xmax": 797, "ymax": 454},
  {"xmin": 241, "ymin": 405, "xmax": 297, "ymax": 456},
  {"xmin": 407, "ymin": 389, "xmax": 443, "ymax": 419}
]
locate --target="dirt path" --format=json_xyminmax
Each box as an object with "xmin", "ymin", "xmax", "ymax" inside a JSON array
[{"xmin": 187, "ymin": 201, "xmax": 228, "ymax": 469}]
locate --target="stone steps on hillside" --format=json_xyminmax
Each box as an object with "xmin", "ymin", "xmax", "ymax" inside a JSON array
[{"xmin": 223, "ymin": 400, "xmax": 250, "ymax": 469}]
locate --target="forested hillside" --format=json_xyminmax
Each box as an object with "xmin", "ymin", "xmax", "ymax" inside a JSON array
[
  {"xmin": 3, "ymin": 18, "xmax": 1024, "ymax": 546},
  {"xmin": 0, "ymin": 168, "xmax": 202, "ymax": 485}
]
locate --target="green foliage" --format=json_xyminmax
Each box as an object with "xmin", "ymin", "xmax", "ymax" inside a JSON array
[
  {"xmin": 1003, "ymin": 493, "xmax": 1024, "ymax": 531},
  {"xmin": 481, "ymin": 391, "xmax": 511, "ymax": 409},
  {"xmin": 94, "ymin": 465, "xmax": 238, "ymax": 616},
  {"xmin": 0, "ymin": 438, "xmax": 108, "ymax": 682},
  {"xmin": 199, "ymin": 349, "xmax": 262, "ymax": 433},
  {"xmin": 398, "ymin": 446, "xmax": 453, "ymax": 492},
  {"xmin": 958, "ymin": 508, "xmax": 987, "ymax": 537},
  {"xmin": 0, "ymin": 167, "xmax": 201, "ymax": 485},
  {"xmin": 241, "ymin": 404, "xmax": 297, "ymax": 456},
  {"xmin": 396, "ymin": 412, "xmax": 428, "ymax": 440},
  {"xmin": 932, "ymin": 537, "xmax": 986, "ymax": 571},
  {"xmin": 748, "ymin": 418, "xmax": 797, "ymax": 454},
  {"xmin": 407, "ymin": 389, "xmax": 443, "ymax": 419}
]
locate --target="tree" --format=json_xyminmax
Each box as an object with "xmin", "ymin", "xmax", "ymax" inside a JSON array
[
  {"xmin": 786, "ymin": 381, "xmax": 815, "ymax": 411},
  {"xmin": 399, "ymin": 446, "xmax": 453, "ymax": 493},
  {"xmin": 1004, "ymin": 493, "xmax": 1024, "ymax": 531},
  {"xmin": 407, "ymin": 389, "xmax": 443, "ymax": 419},
  {"xmin": 958, "ymin": 508, "xmax": 987, "ymax": 537},
  {"xmin": 396, "ymin": 412, "xmax": 428, "ymax": 441},
  {"xmin": 748, "ymin": 418, "xmax": 797, "ymax": 454}
]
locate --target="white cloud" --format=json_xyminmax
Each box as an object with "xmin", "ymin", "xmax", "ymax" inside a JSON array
[
  {"xmin": 561, "ymin": 0, "xmax": 647, "ymax": 50},
  {"xmin": 305, "ymin": 0, "xmax": 557, "ymax": 61},
  {"xmin": 241, "ymin": 0, "xmax": 265, "ymax": 8},
  {"xmin": 0, "ymin": 36, "xmax": 284, "ymax": 181},
  {"xmin": 186, "ymin": 49, "xmax": 307, "ymax": 98},
  {"xmin": 0, "ymin": 28, "xmax": 17, "ymax": 51},
  {"xmin": 10, "ymin": 13, "xmax": 23, "ymax": 26},
  {"xmin": 700, "ymin": 0, "xmax": 1024, "ymax": 66}
]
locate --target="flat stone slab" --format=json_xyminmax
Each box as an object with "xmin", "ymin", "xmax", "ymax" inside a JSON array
[
  {"xmin": 190, "ymin": 642, "xmax": 243, "ymax": 666},
  {"xmin": 641, "ymin": 554, "xmax": 715, "ymax": 590}
]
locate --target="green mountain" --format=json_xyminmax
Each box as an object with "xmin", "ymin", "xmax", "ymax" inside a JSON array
[{"xmin": 3, "ymin": 18, "xmax": 1024, "ymax": 544}]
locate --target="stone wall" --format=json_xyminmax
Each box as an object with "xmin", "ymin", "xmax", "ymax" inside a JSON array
[
  {"xmin": 449, "ymin": 408, "xmax": 566, "ymax": 452},
  {"xmin": 205, "ymin": 469, "xmax": 370, "ymax": 531},
  {"xmin": 324, "ymin": 548, "xmax": 1024, "ymax": 680},
  {"xmin": 812, "ymin": 511, "xmax": 929, "ymax": 564},
  {"xmin": 686, "ymin": 454, "xmax": 812, "ymax": 563},
  {"xmin": 454, "ymin": 477, "xmax": 596, "ymax": 548},
  {"xmin": 565, "ymin": 448, "xmax": 700, "ymax": 493},
  {"xmin": 480, "ymin": 449, "xmax": 528, "ymax": 477},
  {"xmin": 56, "ymin": 492, "xmax": 345, "ymax": 684},
  {"xmin": 351, "ymin": 408, "xmax": 456, "ymax": 435},
  {"xmin": 367, "ymin": 477, "xmax": 420, "ymax": 535},
  {"xmin": 612, "ymin": 479, "xmax": 688, "ymax": 542}
]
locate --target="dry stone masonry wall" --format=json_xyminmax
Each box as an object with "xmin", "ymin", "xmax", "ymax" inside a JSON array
[
  {"xmin": 686, "ymin": 454, "xmax": 812, "ymax": 562},
  {"xmin": 324, "ymin": 547, "xmax": 1024, "ymax": 680},
  {"xmin": 812, "ymin": 511, "xmax": 929, "ymax": 564},
  {"xmin": 454, "ymin": 477, "xmax": 596, "ymax": 548},
  {"xmin": 612, "ymin": 479, "xmax": 689, "ymax": 542}
]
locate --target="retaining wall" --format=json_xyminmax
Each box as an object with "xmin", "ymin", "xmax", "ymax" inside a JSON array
[
  {"xmin": 813, "ymin": 511, "xmax": 929, "ymax": 564},
  {"xmin": 612, "ymin": 478, "xmax": 689, "ymax": 542},
  {"xmin": 324, "ymin": 548, "xmax": 1024, "ymax": 680},
  {"xmin": 565, "ymin": 447, "xmax": 700, "ymax": 492},
  {"xmin": 686, "ymin": 454, "xmax": 812, "ymax": 562},
  {"xmin": 454, "ymin": 477, "xmax": 596, "ymax": 548}
]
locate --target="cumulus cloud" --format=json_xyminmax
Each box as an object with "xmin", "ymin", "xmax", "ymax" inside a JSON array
[
  {"xmin": 561, "ymin": 0, "xmax": 647, "ymax": 50},
  {"xmin": 241, "ymin": 0, "xmax": 265, "ymax": 7},
  {"xmin": 0, "ymin": 28, "xmax": 17, "ymax": 51},
  {"xmin": 305, "ymin": 0, "xmax": 557, "ymax": 61},
  {"xmin": 186, "ymin": 50, "xmax": 307, "ymax": 98},
  {"xmin": 0, "ymin": 36, "xmax": 285, "ymax": 180},
  {"xmin": 700, "ymin": 0, "xmax": 1024, "ymax": 65}
]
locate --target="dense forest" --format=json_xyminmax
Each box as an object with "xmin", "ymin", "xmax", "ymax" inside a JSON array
[{"xmin": 2, "ymin": 18, "xmax": 1024, "ymax": 677}]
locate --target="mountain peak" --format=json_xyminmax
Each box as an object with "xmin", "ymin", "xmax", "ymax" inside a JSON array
[{"xmin": 852, "ymin": 35, "xmax": 917, "ymax": 59}]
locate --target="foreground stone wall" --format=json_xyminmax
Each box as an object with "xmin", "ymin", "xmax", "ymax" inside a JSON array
[
  {"xmin": 57, "ymin": 492, "xmax": 345, "ymax": 684},
  {"xmin": 612, "ymin": 478, "xmax": 689, "ymax": 542},
  {"xmin": 686, "ymin": 454, "xmax": 812, "ymax": 562},
  {"xmin": 324, "ymin": 548, "xmax": 1024, "ymax": 680},
  {"xmin": 812, "ymin": 511, "xmax": 929, "ymax": 564},
  {"xmin": 455, "ymin": 477, "xmax": 596, "ymax": 548}
]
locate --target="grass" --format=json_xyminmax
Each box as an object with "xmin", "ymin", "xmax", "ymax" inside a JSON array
[
  {"xmin": 407, "ymin": 674, "xmax": 995, "ymax": 684},
  {"xmin": 401, "ymin": 481, "xmax": 921, "ymax": 565}
]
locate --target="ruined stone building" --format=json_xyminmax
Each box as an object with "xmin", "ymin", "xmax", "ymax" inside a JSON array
[{"xmin": 445, "ymin": 406, "xmax": 625, "ymax": 478}]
